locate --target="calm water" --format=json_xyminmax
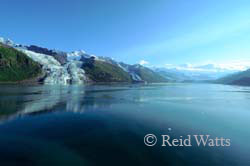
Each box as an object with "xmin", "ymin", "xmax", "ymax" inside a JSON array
[{"xmin": 0, "ymin": 83, "xmax": 249, "ymax": 165}]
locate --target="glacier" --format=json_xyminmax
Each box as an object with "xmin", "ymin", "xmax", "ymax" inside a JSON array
[
  {"xmin": 0, "ymin": 36, "xmax": 88, "ymax": 85},
  {"xmin": 19, "ymin": 49, "xmax": 87, "ymax": 85}
]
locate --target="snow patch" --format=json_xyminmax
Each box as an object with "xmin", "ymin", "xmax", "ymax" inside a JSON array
[{"xmin": 67, "ymin": 50, "xmax": 90, "ymax": 61}]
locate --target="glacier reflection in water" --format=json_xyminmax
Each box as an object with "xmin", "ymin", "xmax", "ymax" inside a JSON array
[
  {"xmin": 0, "ymin": 83, "xmax": 249, "ymax": 165},
  {"xmin": 0, "ymin": 84, "xmax": 137, "ymax": 119}
]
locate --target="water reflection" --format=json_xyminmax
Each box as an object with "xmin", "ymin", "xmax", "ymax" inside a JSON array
[
  {"xmin": 0, "ymin": 84, "xmax": 250, "ymax": 165},
  {"xmin": 1, "ymin": 83, "xmax": 250, "ymax": 122},
  {"xmin": 0, "ymin": 85, "xmax": 141, "ymax": 121}
]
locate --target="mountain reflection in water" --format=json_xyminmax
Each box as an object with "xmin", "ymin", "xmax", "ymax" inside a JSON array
[
  {"xmin": 0, "ymin": 83, "xmax": 249, "ymax": 165},
  {"xmin": 0, "ymin": 85, "xmax": 134, "ymax": 119}
]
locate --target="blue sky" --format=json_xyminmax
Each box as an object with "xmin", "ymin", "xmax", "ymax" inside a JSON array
[{"xmin": 1, "ymin": 0, "xmax": 250, "ymax": 66}]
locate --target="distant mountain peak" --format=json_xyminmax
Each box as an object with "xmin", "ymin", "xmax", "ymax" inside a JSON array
[
  {"xmin": 152, "ymin": 62, "xmax": 249, "ymax": 81},
  {"xmin": 162, "ymin": 62, "xmax": 250, "ymax": 73},
  {"xmin": 0, "ymin": 37, "xmax": 16, "ymax": 47}
]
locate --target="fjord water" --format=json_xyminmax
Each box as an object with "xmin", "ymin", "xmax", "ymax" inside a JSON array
[{"xmin": 0, "ymin": 83, "xmax": 249, "ymax": 165}]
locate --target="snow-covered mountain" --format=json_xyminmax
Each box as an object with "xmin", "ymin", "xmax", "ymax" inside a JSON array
[
  {"xmin": 0, "ymin": 37, "xmax": 19, "ymax": 47},
  {"xmin": 67, "ymin": 50, "xmax": 90, "ymax": 61},
  {"xmin": 0, "ymin": 37, "xmax": 167, "ymax": 84},
  {"xmin": 0, "ymin": 37, "xmax": 95, "ymax": 84},
  {"xmin": 153, "ymin": 63, "xmax": 244, "ymax": 81}
]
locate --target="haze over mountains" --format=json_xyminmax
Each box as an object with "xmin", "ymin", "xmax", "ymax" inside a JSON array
[
  {"xmin": 152, "ymin": 63, "xmax": 248, "ymax": 81},
  {"xmin": 0, "ymin": 37, "xmax": 249, "ymax": 85}
]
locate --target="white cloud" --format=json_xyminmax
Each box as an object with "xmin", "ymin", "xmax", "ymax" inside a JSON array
[
  {"xmin": 164, "ymin": 60, "xmax": 250, "ymax": 72},
  {"xmin": 139, "ymin": 60, "xmax": 149, "ymax": 65},
  {"xmin": 215, "ymin": 60, "xmax": 250, "ymax": 71}
]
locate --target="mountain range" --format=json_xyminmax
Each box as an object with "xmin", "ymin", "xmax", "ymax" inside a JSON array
[
  {"xmin": 1, "ymin": 37, "xmax": 249, "ymax": 86},
  {"xmin": 215, "ymin": 69, "xmax": 250, "ymax": 86},
  {"xmin": 152, "ymin": 63, "xmax": 242, "ymax": 82},
  {"xmin": 0, "ymin": 37, "xmax": 167, "ymax": 84}
]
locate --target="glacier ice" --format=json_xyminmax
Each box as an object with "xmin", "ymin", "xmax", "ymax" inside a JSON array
[
  {"xmin": 130, "ymin": 73, "xmax": 142, "ymax": 81},
  {"xmin": 19, "ymin": 49, "xmax": 87, "ymax": 85}
]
